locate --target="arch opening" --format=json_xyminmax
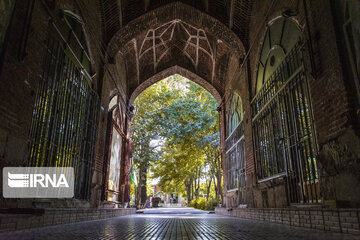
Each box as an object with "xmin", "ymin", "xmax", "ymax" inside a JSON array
[
  {"xmin": 107, "ymin": 2, "xmax": 246, "ymax": 106},
  {"xmin": 129, "ymin": 74, "xmax": 222, "ymax": 208},
  {"xmin": 103, "ymin": 1, "xmax": 247, "ymax": 209},
  {"xmin": 129, "ymin": 66, "xmax": 222, "ymax": 106}
]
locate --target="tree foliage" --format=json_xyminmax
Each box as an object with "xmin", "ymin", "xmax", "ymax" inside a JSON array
[{"xmin": 131, "ymin": 75, "xmax": 222, "ymax": 206}]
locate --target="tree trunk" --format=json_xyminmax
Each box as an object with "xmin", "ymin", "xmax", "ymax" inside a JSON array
[
  {"xmin": 206, "ymin": 177, "xmax": 212, "ymax": 200},
  {"xmin": 216, "ymin": 156, "xmax": 222, "ymax": 201},
  {"xmin": 194, "ymin": 177, "xmax": 198, "ymax": 199},
  {"xmin": 135, "ymin": 185, "xmax": 140, "ymax": 207},
  {"xmin": 196, "ymin": 178, "xmax": 200, "ymax": 198},
  {"xmin": 213, "ymin": 177, "xmax": 219, "ymax": 200},
  {"xmin": 185, "ymin": 179, "xmax": 192, "ymax": 204},
  {"xmin": 194, "ymin": 167, "xmax": 201, "ymax": 199},
  {"xmin": 191, "ymin": 178, "xmax": 194, "ymax": 200},
  {"xmin": 138, "ymin": 166, "xmax": 147, "ymax": 208}
]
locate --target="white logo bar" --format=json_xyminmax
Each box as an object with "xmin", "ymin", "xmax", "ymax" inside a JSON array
[{"xmin": 3, "ymin": 167, "xmax": 74, "ymax": 198}]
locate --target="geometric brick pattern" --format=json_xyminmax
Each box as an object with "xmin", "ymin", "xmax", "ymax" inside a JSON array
[{"xmin": 139, "ymin": 20, "xmax": 214, "ymax": 74}]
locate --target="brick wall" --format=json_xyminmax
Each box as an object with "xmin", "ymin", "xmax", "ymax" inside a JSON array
[
  {"xmin": 243, "ymin": 0, "xmax": 309, "ymax": 209},
  {"xmin": 223, "ymin": 57, "xmax": 256, "ymax": 208},
  {"xmin": 0, "ymin": 208, "xmax": 136, "ymax": 233},
  {"xmin": 307, "ymin": 0, "xmax": 360, "ymax": 205},
  {"xmin": 245, "ymin": 0, "xmax": 360, "ymax": 208},
  {"xmin": 0, "ymin": 0, "xmax": 116, "ymax": 208},
  {"xmin": 216, "ymin": 207, "xmax": 360, "ymax": 235}
]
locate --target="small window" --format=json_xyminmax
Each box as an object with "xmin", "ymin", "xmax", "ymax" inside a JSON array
[
  {"xmin": 109, "ymin": 95, "xmax": 118, "ymax": 110},
  {"xmin": 227, "ymin": 93, "xmax": 243, "ymax": 136}
]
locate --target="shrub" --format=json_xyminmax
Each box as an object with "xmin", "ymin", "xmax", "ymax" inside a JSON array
[
  {"xmin": 204, "ymin": 198, "xmax": 218, "ymax": 211},
  {"xmin": 197, "ymin": 197, "xmax": 206, "ymax": 210},
  {"xmin": 189, "ymin": 197, "xmax": 219, "ymax": 211},
  {"xmin": 189, "ymin": 199, "xmax": 197, "ymax": 208}
]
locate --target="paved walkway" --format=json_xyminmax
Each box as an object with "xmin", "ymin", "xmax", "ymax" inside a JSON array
[{"xmin": 0, "ymin": 208, "xmax": 357, "ymax": 240}]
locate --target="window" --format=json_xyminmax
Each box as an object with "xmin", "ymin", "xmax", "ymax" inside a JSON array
[
  {"xmin": 28, "ymin": 12, "xmax": 99, "ymax": 200},
  {"xmin": 226, "ymin": 93, "xmax": 245, "ymax": 196},
  {"xmin": 227, "ymin": 93, "xmax": 243, "ymax": 136},
  {"xmin": 252, "ymin": 17, "xmax": 319, "ymax": 204},
  {"xmin": 343, "ymin": 0, "xmax": 360, "ymax": 103},
  {"xmin": 104, "ymin": 95, "xmax": 126, "ymax": 202},
  {"xmin": 255, "ymin": 17, "xmax": 302, "ymax": 94}
]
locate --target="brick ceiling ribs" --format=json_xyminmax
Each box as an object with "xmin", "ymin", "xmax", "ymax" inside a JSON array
[
  {"xmin": 99, "ymin": 1, "xmax": 253, "ymax": 100},
  {"xmin": 99, "ymin": 0, "xmax": 254, "ymax": 47}
]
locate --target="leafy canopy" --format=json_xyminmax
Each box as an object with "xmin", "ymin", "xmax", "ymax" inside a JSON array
[{"xmin": 131, "ymin": 74, "xmax": 219, "ymax": 196}]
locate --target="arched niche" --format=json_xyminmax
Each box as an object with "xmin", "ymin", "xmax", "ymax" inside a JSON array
[{"xmin": 256, "ymin": 17, "xmax": 302, "ymax": 93}]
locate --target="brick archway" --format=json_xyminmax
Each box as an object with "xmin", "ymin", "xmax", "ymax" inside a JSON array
[
  {"xmin": 105, "ymin": 1, "xmax": 246, "ymax": 207},
  {"xmin": 106, "ymin": 2, "xmax": 246, "ymax": 100},
  {"xmin": 129, "ymin": 65, "xmax": 222, "ymax": 105},
  {"xmin": 107, "ymin": 2, "xmax": 245, "ymax": 59}
]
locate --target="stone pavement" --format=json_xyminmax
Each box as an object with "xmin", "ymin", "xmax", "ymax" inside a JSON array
[{"xmin": 0, "ymin": 208, "xmax": 357, "ymax": 240}]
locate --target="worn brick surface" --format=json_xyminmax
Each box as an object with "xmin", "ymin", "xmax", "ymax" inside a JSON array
[
  {"xmin": 0, "ymin": 208, "xmax": 358, "ymax": 240},
  {"xmin": 0, "ymin": 208, "xmax": 136, "ymax": 233},
  {"xmin": 216, "ymin": 207, "xmax": 360, "ymax": 236}
]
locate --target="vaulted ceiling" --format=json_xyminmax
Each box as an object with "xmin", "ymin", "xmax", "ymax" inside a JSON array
[
  {"xmin": 99, "ymin": 0, "xmax": 253, "ymax": 48},
  {"xmin": 105, "ymin": 2, "xmax": 247, "ymax": 98},
  {"xmin": 100, "ymin": 1, "xmax": 253, "ymax": 99}
]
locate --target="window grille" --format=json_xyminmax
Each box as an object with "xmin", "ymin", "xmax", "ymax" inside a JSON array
[
  {"xmin": 225, "ymin": 127, "xmax": 245, "ymax": 193},
  {"xmin": 252, "ymin": 17, "xmax": 319, "ymax": 204},
  {"xmin": 252, "ymin": 42, "xmax": 319, "ymax": 204},
  {"xmin": 28, "ymin": 13, "xmax": 99, "ymax": 200},
  {"xmin": 225, "ymin": 94, "xmax": 245, "ymax": 198}
]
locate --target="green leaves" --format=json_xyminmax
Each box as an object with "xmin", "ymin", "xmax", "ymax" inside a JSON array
[{"xmin": 131, "ymin": 74, "xmax": 220, "ymax": 197}]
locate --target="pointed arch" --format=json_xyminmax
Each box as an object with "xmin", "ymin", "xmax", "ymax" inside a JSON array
[
  {"xmin": 255, "ymin": 17, "xmax": 302, "ymax": 93},
  {"xmin": 227, "ymin": 92, "xmax": 243, "ymax": 137},
  {"xmin": 129, "ymin": 66, "xmax": 222, "ymax": 105}
]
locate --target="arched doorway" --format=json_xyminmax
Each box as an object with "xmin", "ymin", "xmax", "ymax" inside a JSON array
[
  {"xmin": 129, "ymin": 66, "xmax": 222, "ymax": 105},
  {"xmin": 129, "ymin": 74, "xmax": 221, "ymax": 208},
  {"xmin": 102, "ymin": 2, "xmax": 247, "ymax": 205}
]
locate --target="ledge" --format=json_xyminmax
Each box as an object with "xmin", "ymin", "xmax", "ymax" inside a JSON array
[
  {"xmin": 0, "ymin": 208, "xmax": 136, "ymax": 233},
  {"xmin": 215, "ymin": 207, "xmax": 360, "ymax": 235}
]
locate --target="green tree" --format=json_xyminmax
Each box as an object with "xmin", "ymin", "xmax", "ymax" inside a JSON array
[{"xmin": 131, "ymin": 74, "xmax": 221, "ymax": 206}]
